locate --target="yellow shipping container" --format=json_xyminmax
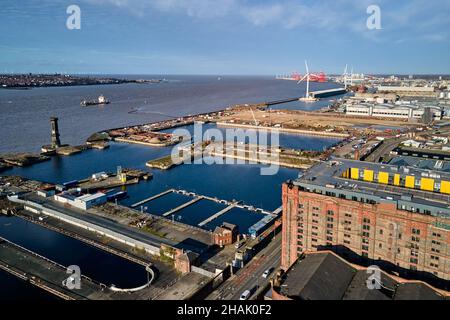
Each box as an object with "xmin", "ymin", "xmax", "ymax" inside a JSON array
[
  {"xmin": 420, "ymin": 178, "xmax": 434, "ymax": 192},
  {"xmin": 405, "ymin": 176, "xmax": 415, "ymax": 189},
  {"xmin": 364, "ymin": 170, "xmax": 374, "ymax": 182},
  {"xmin": 351, "ymin": 168, "xmax": 359, "ymax": 180},
  {"xmin": 441, "ymin": 181, "xmax": 450, "ymax": 195},
  {"xmin": 378, "ymin": 172, "xmax": 389, "ymax": 184},
  {"xmin": 394, "ymin": 174, "xmax": 400, "ymax": 186},
  {"xmin": 342, "ymin": 169, "xmax": 349, "ymax": 179}
]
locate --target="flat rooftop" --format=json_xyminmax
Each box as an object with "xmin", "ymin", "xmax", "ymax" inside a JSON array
[{"xmin": 293, "ymin": 158, "xmax": 450, "ymax": 218}]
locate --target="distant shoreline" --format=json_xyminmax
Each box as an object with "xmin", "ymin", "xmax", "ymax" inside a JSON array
[{"xmin": 0, "ymin": 74, "xmax": 163, "ymax": 89}]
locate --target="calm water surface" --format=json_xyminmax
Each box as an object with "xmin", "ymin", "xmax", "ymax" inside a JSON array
[{"xmin": 0, "ymin": 76, "xmax": 341, "ymax": 153}]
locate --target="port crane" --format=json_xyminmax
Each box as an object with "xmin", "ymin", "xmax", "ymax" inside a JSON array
[
  {"xmin": 343, "ymin": 65, "xmax": 349, "ymax": 89},
  {"xmin": 341, "ymin": 65, "xmax": 366, "ymax": 87}
]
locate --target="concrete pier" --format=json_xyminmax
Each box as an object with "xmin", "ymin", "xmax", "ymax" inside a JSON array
[
  {"xmin": 162, "ymin": 196, "xmax": 204, "ymax": 217},
  {"xmin": 310, "ymin": 87, "xmax": 347, "ymax": 99},
  {"xmin": 131, "ymin": 189, "xmax": 175, "ymax": 208},
  {"xmin": 198, "ymin": 203, "xmax": 236, "ymax": 227},
  {"xmin": 265, "ymin": 97, "xmax": 302, "ymax": 106}
]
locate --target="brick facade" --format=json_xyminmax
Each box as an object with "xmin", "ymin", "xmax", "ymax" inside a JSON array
[{"xmin": 281, "ymin": 183, "xmax": 450, "ymax": 282}]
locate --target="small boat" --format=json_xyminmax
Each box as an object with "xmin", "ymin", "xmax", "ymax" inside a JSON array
[{"xmin": 81, "ymin": 95, "xmax": 110, "ymax": 107}]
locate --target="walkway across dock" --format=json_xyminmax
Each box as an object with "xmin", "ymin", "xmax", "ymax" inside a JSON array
[
  {"xmin": 131, "ymin": 189, "xmax": 175, "ymax": 208},
  {"xmin": 162, "ymin": 196, "xmax": 204, "ymax": 217},
  {"xmin": 198, "ymin": 203, "xmax": 237, "ymax": 227}
]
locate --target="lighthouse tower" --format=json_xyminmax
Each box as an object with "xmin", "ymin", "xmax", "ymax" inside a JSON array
[{"xmin": 50, "ymin": 117, "xmax": 61, "ymax": 149}]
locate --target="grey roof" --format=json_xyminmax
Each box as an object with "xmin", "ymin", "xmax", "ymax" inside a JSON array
[
  {"xmin": 394, "ymin": 283, "xmax": 446, "ymax": 300},
  {"xmin": 278, "ymin": 252, "xmax": 447, "ymax": 300},
  {"xmin": 389, "ymin": 156, "xmax": 450, "ymax": 173},
  {"xmin": 343, "ymin": 270, "xmax": 396, "ymax": 300},
  {"xmin": 293, "ymin": 158, "xmax": 450, "ymax": 218},
  {"xmin": 280, "ymin": 253, "xmax": 356, "ymax": 300}
]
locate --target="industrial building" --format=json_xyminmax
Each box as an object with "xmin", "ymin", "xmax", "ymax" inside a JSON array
[
  {"xmin": 54, "ymin": 191, "xmax": 107, "ymax": 210},
  {"xmin": 345, "ymin": 103, "xmax": 443, "ymax": 120},
  {"xmin": 281, "ymin": 159, "xmax": 450, "ymax": 287}
]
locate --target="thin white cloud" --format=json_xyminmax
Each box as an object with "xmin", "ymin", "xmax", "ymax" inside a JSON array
[
  {"xmin": 83, "ymin": 0, "xmax": 450, "ymax": 42},
  {"xmin": 242, "ymin": 4, "xmax": 284, "ymax": 27},
  {"xmin": 85, "ymin": 0, "xmax": 236, "ymax": 18}
]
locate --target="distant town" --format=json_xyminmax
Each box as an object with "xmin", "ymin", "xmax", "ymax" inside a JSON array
[{"xmin": 0, "ymin": 74, "xmax": 163, "ymax": 88}]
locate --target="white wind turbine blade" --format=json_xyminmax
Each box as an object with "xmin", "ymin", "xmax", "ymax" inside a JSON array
[
  {"xmin": 350, "ymin": 66, "xmax": 354, "ymax": 85},
  {"xmin": 297, "ymin": 74, "xmax": 308, "ymax": 84},
  {"xmin": 343, "ymin": 64, "xmax": 348, "ymax": 88},
  {"xmin": 305, "ymin": 60, "xmax": 310, "ymax": 98}
]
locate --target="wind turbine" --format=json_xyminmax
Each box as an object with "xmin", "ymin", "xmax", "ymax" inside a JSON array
[{"xmin": 297, "ymin": 60, "xmax": 317, "ymax": 102}]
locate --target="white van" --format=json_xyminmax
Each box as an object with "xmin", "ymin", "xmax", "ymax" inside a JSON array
[{"xmin": 239, "ymin": 290, "xmax": 251, "ymax": 300}]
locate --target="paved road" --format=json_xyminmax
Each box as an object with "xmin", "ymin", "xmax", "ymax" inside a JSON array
[
  {"xmin": 207, "ymin": 233, "xmax": 281, "ymax": 300},
  {"xmin": 364, "ymin": 137, "xmax": 406, "ymax": 163}
]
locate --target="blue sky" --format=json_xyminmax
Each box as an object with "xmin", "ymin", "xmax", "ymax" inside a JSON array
[{"xmin": 1, "ymin": 0, "xmax": 449, "ymax": 75}]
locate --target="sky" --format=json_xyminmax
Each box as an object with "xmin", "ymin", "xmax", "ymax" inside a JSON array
[{"xmin": 1, "ymin": 0, "xmax": 450, "ymax": 75}]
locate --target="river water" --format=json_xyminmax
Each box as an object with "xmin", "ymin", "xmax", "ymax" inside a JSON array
[{"xmin": 0, "ymin": 75, "xmax": 342, "ymax": 153}]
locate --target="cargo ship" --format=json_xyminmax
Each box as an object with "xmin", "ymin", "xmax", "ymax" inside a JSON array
[{"xmin": 80, "ymin": 95, "xmax": 110, "ymax": 107}]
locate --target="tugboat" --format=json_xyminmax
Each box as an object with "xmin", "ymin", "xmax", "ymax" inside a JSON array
[{"xmin": 80, "ymin": 95, "xmax": 110, "ymax": 107}]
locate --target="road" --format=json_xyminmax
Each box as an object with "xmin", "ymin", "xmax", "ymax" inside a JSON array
[
  {"xmin": 364, "ymin": 137, "xmax": 406, "ymax": 163},
  {"xmin": 207, "ymin": 233, "xmax": 281, "ymax": 300}
]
